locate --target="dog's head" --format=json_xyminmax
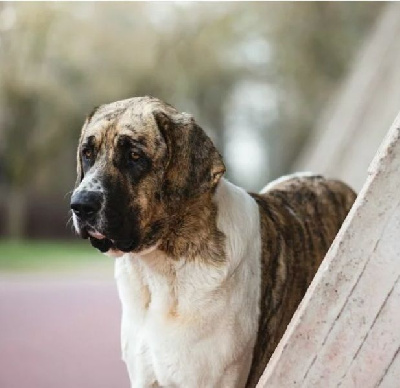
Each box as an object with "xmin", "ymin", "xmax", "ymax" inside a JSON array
[{"xmin": 71, "ymin": 96, "xmax": 225, "ymax": 256}]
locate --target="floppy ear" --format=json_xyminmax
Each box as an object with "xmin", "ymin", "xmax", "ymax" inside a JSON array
[{"xmin": 154, "ymin": 111, "xmax": 225, "ymax": 198}]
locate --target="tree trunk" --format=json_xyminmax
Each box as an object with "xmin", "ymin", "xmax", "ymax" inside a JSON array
[{"xmin": 5, "ymin": 187, "xmax": 27, "ymax": 239}]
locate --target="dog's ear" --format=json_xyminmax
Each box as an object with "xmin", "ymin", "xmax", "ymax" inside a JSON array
[{"xmin": 154, "ymin": 111, "xmax": 225, "ymax": 198}]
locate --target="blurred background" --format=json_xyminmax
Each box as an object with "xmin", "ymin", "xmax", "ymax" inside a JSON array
[{"xmin": 1, "ymin": 2, "xmax": 400, "ymax": 387}]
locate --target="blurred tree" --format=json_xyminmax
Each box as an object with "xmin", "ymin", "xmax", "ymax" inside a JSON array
[
  {"xmin": 0, "ymin": 2, "xmax": 383, "ymax": 238},
  {"xmin": 254, "ymin": 2, "xmax": 383, "ymax": 178},
  {"xmin": 0, "ymin": 2, "xmax": 246, "ymax": 237}
]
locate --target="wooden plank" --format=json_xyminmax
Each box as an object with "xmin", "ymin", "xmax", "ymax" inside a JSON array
[
  {"xmin": 338, "ymin": 277, "xmax": 400, "ymax": 387},
  {"xmin": 257, "ymin": 113, "xmax": 400, "ymax": 387},
  {"xmin": 379, "ymin": 344, "xmax": 400, "ymax": 388},
  {"xmin": 301, "ymin": 204, "xmax": 400, "ymax": 387}
]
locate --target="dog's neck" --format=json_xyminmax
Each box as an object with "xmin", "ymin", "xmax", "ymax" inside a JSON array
[
  {"xmin": 157, "ymin": 183, "xmax": 226, "ymax": 263},
  {"xmin": 115, "ymin": 178, "xmax": 261, "ymax": 327},
  {"xmin": 118, "ymin": 178, "xmax": 258, "ymax": 280}
]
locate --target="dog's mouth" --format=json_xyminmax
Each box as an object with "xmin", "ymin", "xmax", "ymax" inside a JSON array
[
  {"xmin": 80, "ymin": 226, "xmax": 137, "ymax": 254},
  {"xmin": 88, "ymin": 230, "xmax": 106, "ymax": 240}
]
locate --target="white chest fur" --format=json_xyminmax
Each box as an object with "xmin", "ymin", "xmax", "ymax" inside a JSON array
[{"xmin": 114, "ymin": 179, "xmax": 262, "ymax": 388}]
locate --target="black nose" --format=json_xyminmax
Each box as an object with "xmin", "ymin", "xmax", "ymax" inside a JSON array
[{"xmin": 70, "ymin": 190, "xmax": 102, "ymax": 220}]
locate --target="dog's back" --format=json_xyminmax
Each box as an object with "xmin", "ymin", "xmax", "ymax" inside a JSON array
[{"xmin": 246, "ymin": 174, "xmax": 356, "ymax": 387}]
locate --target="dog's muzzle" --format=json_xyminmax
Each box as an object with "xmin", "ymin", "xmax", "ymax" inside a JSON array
[{"xmin": 70, "ymin": 189, "xmax": 136, "ymax": 254}]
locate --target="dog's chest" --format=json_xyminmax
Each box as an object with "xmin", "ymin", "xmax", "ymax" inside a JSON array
[
  {"xmin": 116, "ymin": 255, "xmax": 235, "ymax": 387},
  {"xmin": 115, "ymin": 250, "xmax": 259, "ymax": 388}
]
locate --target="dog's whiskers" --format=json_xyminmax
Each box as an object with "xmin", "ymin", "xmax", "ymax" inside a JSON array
[
  {"xmin": 64, "ymin": 190, "xmax": 74, "ymax": 200},
  {"xmin": 66, "ymin": 213, "xmax": 75, "ymax": 232}
]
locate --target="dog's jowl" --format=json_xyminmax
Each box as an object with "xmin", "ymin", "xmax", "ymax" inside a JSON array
[{"xmin": 70, "ymin": 96, "xmax": 356, "ymax": 388}]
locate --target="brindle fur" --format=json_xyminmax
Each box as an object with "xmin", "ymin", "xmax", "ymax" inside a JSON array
[
  {"xmin": 74, "ymin": 96, "xmax": 356, "ymax": 387},
  {"xmin": 245, "ymin": 176, "xmax": 356, "ymax": 387}
]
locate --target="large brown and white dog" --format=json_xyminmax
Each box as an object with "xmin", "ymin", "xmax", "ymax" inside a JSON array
[{"xmin": 71, "ymin": 96, "xmax": 356, "ymax": 388}]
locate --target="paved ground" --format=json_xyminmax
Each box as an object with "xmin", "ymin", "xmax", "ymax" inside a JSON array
[{"xmin": 0, "ymin": 273, "xmax": 129, "ymax": 388}]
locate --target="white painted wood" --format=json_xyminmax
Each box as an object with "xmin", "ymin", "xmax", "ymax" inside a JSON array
[
  {"xmin": 257, "ymin": 112, "xmax": 400, "ymax": 387},
  {"xmin": 338, "ymin": 277, "xmax": 400, "ymax": 387},
  {"xmin": 379, "ymin": 345, "xmax": 400, "ymax": 388}
]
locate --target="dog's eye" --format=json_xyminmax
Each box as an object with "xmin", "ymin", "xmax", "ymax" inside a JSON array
[
  {"xmin": 82, "ymin": 148, "xmax": 93, "ymax": 160},
  {"xmin": 129, "ymin": 151, "xmax": 141, "ymax": 161}
]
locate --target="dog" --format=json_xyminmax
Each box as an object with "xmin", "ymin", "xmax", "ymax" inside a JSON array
[{"xmin": 70, "ymin": 96, "xmax": 356, "ymax": 387}]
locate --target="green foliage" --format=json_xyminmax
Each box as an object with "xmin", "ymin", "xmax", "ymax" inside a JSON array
[{"xmin": 0, "ymin": 239, "xmax": 104, "ymax": 271}]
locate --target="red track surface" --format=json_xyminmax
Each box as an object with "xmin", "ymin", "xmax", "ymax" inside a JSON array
[{"xmin": 0, "ymin": 275, "xmax": 129, "ymax": 388}]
